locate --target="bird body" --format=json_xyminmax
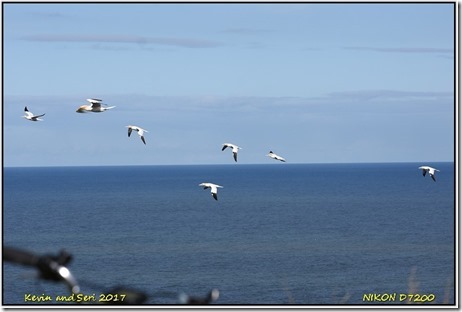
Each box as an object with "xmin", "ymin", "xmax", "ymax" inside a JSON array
[
  {"xmin": 419, "ymin": 166, "xmax": 440, "ymax": 182},
  {"xmin": 267, "ymin": 151, "xmax": 286, "ymax": 162},
  {"xmin": 222, "ymin": 143, "xmax": 241, "ymax": 162},
  {"xmin": 199, "ymin": 183, "xmax": 223, "ymax": 201},
  {"xmin": 22, "ymin": 106, "xmax": 45, "ymax": 121},
  {"xmin": 126, "ymin": 125, "xmax": 148, "ymax": 145},
  {"xmin": 76, "ymin": 98, "xmax": 115, "ymax": 113}
]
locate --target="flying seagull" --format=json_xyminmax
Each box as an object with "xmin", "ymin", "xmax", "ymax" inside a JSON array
[
  {"xmin": 199, "ymin": 183, "xmax": 223, "ymax": 201},
  {"xmin": 267, "ymin": 151, "xmax": 286, "ymax": 162},
  {"xmin": 419, "ymin": 166, "xmax": 440, "ymax": 182},
  {"xmin": 22, "ymin": 106, "xmax": 45, "ymax": 121},
  {"xmin": 222, "ymin": 143, "xmax": 242, "ymax": 162},
  {"xmin": 126, "ymin": 125, "xmax": 148, "ymax": 145},
  {"xmin": 76, "ymin": 98, "xmax": 116, "ymax": 113}
]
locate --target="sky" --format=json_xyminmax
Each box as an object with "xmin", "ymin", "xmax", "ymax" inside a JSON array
[{"xmin": 3, "ymin": 2, "xmax": 456, "ymax": 167}]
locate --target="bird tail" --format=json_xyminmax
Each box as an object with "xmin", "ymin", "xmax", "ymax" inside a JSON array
[{"xmin": 105, "ymin": 106, "xmax": 116, "ymax": 110}]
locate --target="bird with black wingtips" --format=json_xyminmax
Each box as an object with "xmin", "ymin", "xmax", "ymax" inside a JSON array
[
  {"xmin": 199, "ymin": 183, "xmax": 223, "ymax": 201},
  {"xmin": 221, "ymin": 143, "xmax": 241, "ymax": 162},
  {"xmin": 267, "ymin": 151, "xmax": 286, "ymax": 162},
  {"xmin": 22, "ymin": 106, "xmax": 45, "ymax": 121},
  {"xmin": 76, "ymin": 98, "xmax": 116, "ymax": 113},
  {"xmin": 418, "ymin": 166, "xmax": 440, "ymax": 182},
  {"xmin": 126, "ymin": 125, "xmax": 148, "ymax": 145}
]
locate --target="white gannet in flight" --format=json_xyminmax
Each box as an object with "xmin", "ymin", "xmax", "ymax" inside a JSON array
[
  {"xmin": 222, "ymin": 143, "xmax": 242, "ymax": 162},
  {"xmin": 76, "ymin": 98, "xmax": 116, "ymax": 113},
  {"xmin": 126, "ymin": 125, "xmax": 148, "ymax": 145},
  {"xmin": 419, "ymin": 166, "xmax": 440, "ymax": 182},
  {"xmin": 22, "ymin": 106, "xmax": 45, "ymax": 121},
  {"xmin": 267, "ymin": 151, "xmax": 286, "ymax": 162},
  {"xmin": 199, "ymin": 183, "xmax": 223, "ymax": 201}
]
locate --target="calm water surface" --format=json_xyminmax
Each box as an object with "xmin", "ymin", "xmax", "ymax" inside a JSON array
[{"xmin": 3, "ymin": 163, "xmax": 455, "ymax": 305}]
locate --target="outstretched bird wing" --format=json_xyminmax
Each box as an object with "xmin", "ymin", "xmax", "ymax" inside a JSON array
[
  {"xmin": 210, "ymin": 185, "xmax": 220, "ymax": 200},
  {"xmin": 91, "ymin": 102, "xmax": 102, "ymax": 109},
  {"xmin": 87, "ymin": 99, "xmax": 102, "ymax": 109},
  {"xmin": 31, "ymin": 113, "xmax": 45, "ymax": 121}
]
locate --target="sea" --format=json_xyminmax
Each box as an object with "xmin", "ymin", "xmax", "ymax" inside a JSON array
[{"xmin": 2, "ymin": 162, "xmax": 456, "ymax": 306}]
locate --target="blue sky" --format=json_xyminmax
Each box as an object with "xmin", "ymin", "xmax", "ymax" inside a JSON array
[{"xmin": 3, "ymin": 2, "xmax": 455, "ymax": 167}]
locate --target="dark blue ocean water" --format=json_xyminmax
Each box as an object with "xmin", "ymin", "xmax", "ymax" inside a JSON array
[{"xmin": 3, "ymin": 163, "xmax": 455, "ymax": 305}]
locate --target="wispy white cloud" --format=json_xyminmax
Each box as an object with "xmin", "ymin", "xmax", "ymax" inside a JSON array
[
  {"xmin": 4, "ymin": 88, "xmax": 453, "ymax": 167},
  {"xmin": 5, "ymin": 90, "xmax": 453, "ymax": 115},
  {"xmin": 20, "ymin": 34, "xmax": 224, "ymax": 48}
]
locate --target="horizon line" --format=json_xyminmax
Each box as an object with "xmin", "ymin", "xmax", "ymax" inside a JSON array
[{"xmin": 3, "ymin": 160, "xmax": 455, "ymax": 169}]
